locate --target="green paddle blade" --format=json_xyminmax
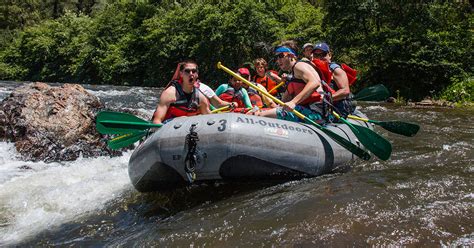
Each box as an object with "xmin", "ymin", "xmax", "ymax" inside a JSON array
[
  {"xmin": 347, "ymin": 122, "xmax": 392, "ymax": 161},
  {"xmin": 321, "ymin": 127, "xmax": 372, "ymax": 161},
  {"xmin": 304, "ymin": 118, "xmax": 371, "ymax": 161},
  {"xmin": 96, "ymin": 111, "xmax": 161, "ymax": 134},
  {"xmin": 107, "ymin": 131, "xmax": 147, "ymax": 150},
  {"xmin": 376, "ymin": 121, "xmax": 420, "ymax": 137},
  {"xmin": 353, "ymin": 84, "xmax": 389, "ymax": 101}
]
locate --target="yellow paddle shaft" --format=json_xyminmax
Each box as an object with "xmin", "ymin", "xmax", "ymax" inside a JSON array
[
  {"xmin": 268, "ymin": 81, "xmax": 285, "ymax": 94},
  {"xmin": 347, "ymin": 114, "xmax": 369, "ymax": 122},
  {"xmin": 334, "ymin": 112, "xmax": 367, "ymax": 125},
  {"xmin": 211, "ymin": 105, "xmax": 231, "ymax": 113},
  {"xmin": 217, "ymin": 62, "xmax": 306, "ymax": 121}
]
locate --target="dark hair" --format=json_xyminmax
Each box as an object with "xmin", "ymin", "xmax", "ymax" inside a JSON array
[
  {"xmin": 171, "ymin": 60, "xmax": 199, "ymax": 81},
  {"xmin": 179, "ymin": 60, "xmax": 198, "ymax": 71},
  {"xmin": 279, "ymin": 40, "xmax": 299, "ymax": 55}
]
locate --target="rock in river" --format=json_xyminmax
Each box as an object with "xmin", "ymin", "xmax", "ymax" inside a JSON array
[{"xmin": 0, "ymin": 82, "xmax": 120, "ymax": 162}]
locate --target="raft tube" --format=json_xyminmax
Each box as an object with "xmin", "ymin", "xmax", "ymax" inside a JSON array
[{"xmin": 129, "ymin": 111, "xmax": 371, "ymax": 192}]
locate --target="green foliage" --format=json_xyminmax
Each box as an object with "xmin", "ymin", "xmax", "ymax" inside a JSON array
[
  {"xmin": 322, "ymin": 1, "xmax": 472, "ymax": 101},
  {"xmin": 1, "ymin": 0, "xmax": 324, "ymax": 86},
  {"xmin": 1, "ymin": 12, "xmax": 95, "ymax": 82},
  {"xmin": 0, "ymin": 0, "xmax": 105, "ymax": 30},
  {"xmin": 395, "ymin": 90, "xmax": 406, "ymax": 105},
  {"xmin": 439, "ymin": 77, "xmax": 474, "ymax": 104},
  {"xmin": 0, "ymin": 0, "xmax": 472, "ymax": 103},
  {"xmin": 142, "ymin": 0, "xmax": 278, "ymax": 86}
]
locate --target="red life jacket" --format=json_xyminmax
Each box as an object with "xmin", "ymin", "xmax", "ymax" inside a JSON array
[
  {"xmin": 286, "ymin": 61, "xmax": 335, "ymax": 106},
  {"xmin": 307, "ymin": 59, "xmax": 348, "ymax": 94},
  {"xmin": 310, "ymin": 59, "xmax": 333, "ymax": 85},
  {"xmin": 218, "ymin": 86, "xmax": 245, "ymax": 108},
  {"xmin": 253, "ymin": 70, "xmax": 279, "ymax": 96},
  {"xmin": 312, "ymin": 59, "xmax": 358, "ymax": 87},
  {"xmin": 164, "ymin": 80, "xmax": 201, "ymax": 120},
  {"xmin": 341, "ymin": 63, "xmax": 357, "ymax": 86}
]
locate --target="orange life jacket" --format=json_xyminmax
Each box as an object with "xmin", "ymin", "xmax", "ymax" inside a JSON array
[
  {"xmin": 164, "ymin": 80, "xmax": 201, "ymax": 120},
  {"xmin": 253, "ymin": 70, "xmax": 279, "ymax": 96}
]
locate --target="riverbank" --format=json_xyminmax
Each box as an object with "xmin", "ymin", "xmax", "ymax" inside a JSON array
[{"xmin": 386, "ymin": 96, "xmax": 474, "ymax": 108}]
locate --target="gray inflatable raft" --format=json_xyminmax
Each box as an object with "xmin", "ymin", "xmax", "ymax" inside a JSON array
[{"xmin": 129, "ymin": 111, "xmax": 372, "ymax": 192}]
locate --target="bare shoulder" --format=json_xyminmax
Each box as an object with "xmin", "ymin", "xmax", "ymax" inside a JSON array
[
  {"xmin": 333, "ymin": 67, "xmax": 347, "ymax": 76},
  {"xmin": 294, "ymin": 61, "xmax": 313, "ymax": 77},
  {"xmin": 160, "ymin": 86, "xmax": 177, "ymax": 103}
]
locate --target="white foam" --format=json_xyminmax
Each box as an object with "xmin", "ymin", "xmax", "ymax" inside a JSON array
[
  {"xmin": 363, "ymin": 105, "xmax": 387, "ymax": 111},
  {"xmin": 0, "ymin": 142, "xmax": 132, "ymax": 245}
]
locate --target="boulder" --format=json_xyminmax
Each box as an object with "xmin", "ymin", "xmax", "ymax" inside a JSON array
[{"xmin": 0, "ymin": 82, "xmax": 121, "ymax": 162}]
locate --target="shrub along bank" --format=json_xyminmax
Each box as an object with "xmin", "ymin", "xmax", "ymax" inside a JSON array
[{"xmin": 0, "ymin": 0, "xmax": 472, "ymax": 102}]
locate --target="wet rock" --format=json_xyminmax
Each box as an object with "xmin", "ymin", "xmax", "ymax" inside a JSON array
[
  {"xmin": 414, "ymin": 97, "xmax": 455, "ymax": 108},
  {"xmin": 18, "ymin": 165, "xmax": 32, "ymax": 170},
  {"xmin": 0, "ymin": 82, "xmax": 121, "ymax": 162}
]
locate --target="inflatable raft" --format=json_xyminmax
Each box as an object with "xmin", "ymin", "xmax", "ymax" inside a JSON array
[{"xmin": 129, "ymin": 111, "xmax": 372, "ymax": 192}]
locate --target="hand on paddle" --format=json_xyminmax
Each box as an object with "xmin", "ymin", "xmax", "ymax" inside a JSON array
[{"xmin": 283, "ymin": 101, "xmax": 296, "ymax": 112}]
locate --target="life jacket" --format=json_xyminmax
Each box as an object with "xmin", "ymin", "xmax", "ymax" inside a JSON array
[
  {"xmin": 253, "ymin": 70, "xmax": 279, "ymax": 96},
  {"xmin": 286, "ymin": 62, "xmax": 324, "ymax": 106},
  {"xmin": 246, "ymin": 83, "xmax": 264, "ymax": 108},
  {"xmin": 218, "ymin": 86, "xmax": 246, "ymax": 108},
  {"xmin": 312, "ymin": 59, "xmax": 358, "ymax": 88},
  {"xmin": 341, "ymin": 63, "xmax": 357, "ymax": 86},
  {"xmin": 326, "ymin": 62, "xmax": 358, "ymax": 90},
  {"xmin": 310, "ymin": 59, "xmax": 332, "ymax": 85},
  {"xmin": 164, "ymin": 80, "xmax": 201, "ymax": 120}
]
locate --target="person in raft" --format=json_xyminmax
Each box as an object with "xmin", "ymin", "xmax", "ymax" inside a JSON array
[
  {"xmin": 301, "ymin": 42, "xmax": 314, "ymax": 62},
  {"xmin": 238, "ymin": 67, "xmax": 277, "ymax": 109},
  {"xmin": 168, "ymin": 61, "xmax": 237, "ymax": 111},
  {"xmin": 253, "ymin": 58, "xmax": 283, "ymax": 97},
  {"xmin": 215, "ymin": 68, "xmax": 253, "ymax": 110},
  {"xmin": 152, "ymin": 60, "xmax": 211, "ymax": 124},
  {"xmin": 312, "ymin": 42, "xmax": 355, "ymax": 117},
  {"xmin": 252, "ymin": 41, "xmax": 327, "ymax": 123}
]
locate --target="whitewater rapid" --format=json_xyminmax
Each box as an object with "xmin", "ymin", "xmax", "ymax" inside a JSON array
[{"xmin": 0, "ymin": 141, "xmax": 133, "ymax": 245}]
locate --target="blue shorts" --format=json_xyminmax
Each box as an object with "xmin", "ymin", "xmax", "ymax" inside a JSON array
[{"xmin": 276, "ymin": 105, "xmax": 323, "ymax": 123}]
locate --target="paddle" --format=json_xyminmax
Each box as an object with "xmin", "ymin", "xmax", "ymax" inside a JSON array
[
  {"xmin": 211, "ymin": 105, "xmax": 230, "ymax": 113},
  {"xmin": 217, "ymin": 62, "xmax": 371, "ymax": 161},
  {"xmin": 268, "ymin": 81, "xmax": 285, "ymax": 94},
  {"xmin": 96, "ymin": 111, "xmax": 162, "ymax": 135},
  {"xmin": 332, "ymin": 112, "xmax": 392, "ymax": 160},
  {"xmin": 107, "ymin": 131, "xmax": 147, "ymax": 150},
  {"xmin": 347, "ymin": 115, "xmax": 420, "ymax": 137},
  {"xmin": 353, "ymin": 84, "xmax": 389, "ymax": 101}
]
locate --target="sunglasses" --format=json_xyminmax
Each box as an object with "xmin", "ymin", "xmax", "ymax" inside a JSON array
[
  {"xmin": 276, "ymin": 53, "xmax": 288, "ymax": 59},
  {"xmin": 313, "ymin": 52, "xmax": 327, "ymax": 58},
  {"xmin": 183, "ymin": 68, "xmax": 198, "ymax": 74}
]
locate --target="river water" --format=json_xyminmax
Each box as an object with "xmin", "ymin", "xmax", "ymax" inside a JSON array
[{"xmin": 0, "ymin": 81, "xmax": 472, "ymax": 246}]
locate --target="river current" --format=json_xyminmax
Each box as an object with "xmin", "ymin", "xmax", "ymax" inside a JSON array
[{"xmin": 0, "ymin": 81, "xmax": 472, "ymax": 246}]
